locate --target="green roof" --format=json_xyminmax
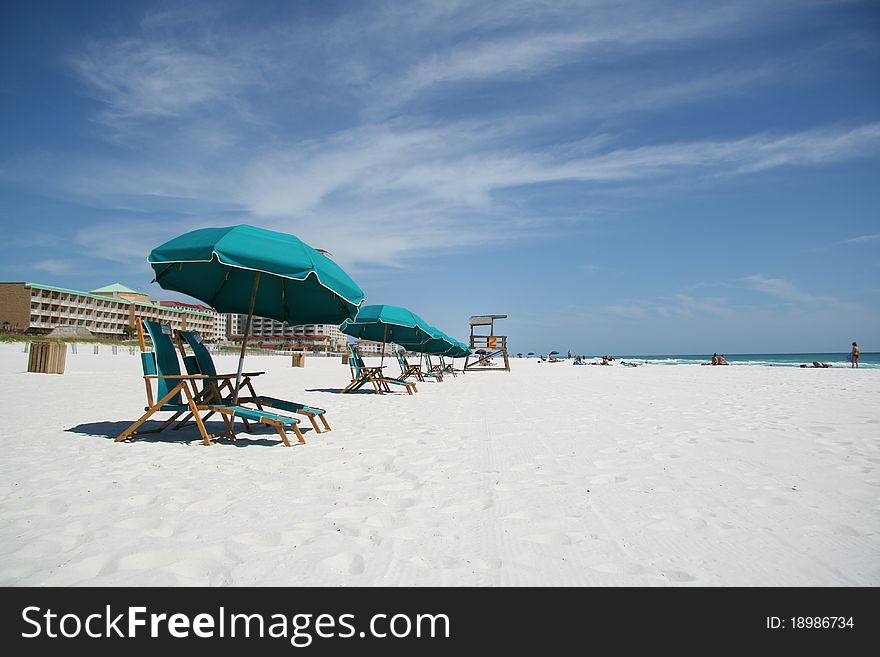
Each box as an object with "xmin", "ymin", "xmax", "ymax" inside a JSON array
[{"xmin": 90, "ymin": 282, "xmax": 142, "ymax": 294}]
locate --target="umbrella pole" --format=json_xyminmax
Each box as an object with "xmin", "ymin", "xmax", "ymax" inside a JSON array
[
  {"xmin": 380, "ymin": 324, "xmax": 387, "ymax": 369},
  {"xmin": 234, "ymin": 272, "xmax": 261, "ymax": 405}
]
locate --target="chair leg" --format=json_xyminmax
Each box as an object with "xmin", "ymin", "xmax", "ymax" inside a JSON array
[
  {"xmin": 135, "ymin": 411, "xmax": 183, "ymax": 436},
  {"xmin": 342, "ymin": 376, "xmax": 366, "ymax": 393},
  {"xmin": 173, "ymin": 411, "xmax": 194, "ymax": 430},
  {"xmin": 220, "ymin": 413, "xmax": 236, "ymax": 441},
  {"xmin": 181, "ymin": 384, "xmax": 214, "ymax": 446},
  {"xmin": 274, "ymin": 423, "xmax": 292, "ymax": 447},
  {"xmin": 304, "ymin": 413, "xmax": 321, "ymax": 433},
  {"xmin": 116, "ymin": 385, "xmax": 185, "ymax": 442},
  {"xmin": 319, "ymin": 414, "xmax": 331, "ymax": 431},
  {"xmin": 291, "ymin": 423, "xmax": 306, "ymax": 445}
]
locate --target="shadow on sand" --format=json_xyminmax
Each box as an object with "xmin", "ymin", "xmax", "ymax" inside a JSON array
[
  {"xmin": 305, "ymin": 386, "xmax": 424, "ymax": 395},
  {"xmin": 65, "ymin": 420, "xmax": 312, "ymax": 447}
]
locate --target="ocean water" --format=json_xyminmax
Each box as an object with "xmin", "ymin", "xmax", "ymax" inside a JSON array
[{"xmin": 608, "ymin": 352, "xmax": 880, "ymax": 368}]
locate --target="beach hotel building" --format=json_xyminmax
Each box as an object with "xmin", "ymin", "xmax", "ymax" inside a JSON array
[
  {"xmin": 226, "ymin": 314, "xmax": 348, "ymax": 352},
  {"xmin": 356, "ymin": 340, "xmax": 401, "ymax": 356},
  {"xmin": 0, "ymin": 282, "xmax": 215, "ymax": 339},
  {"xmin": 157, "ymin": 300, "xmax": 225, "ymax": 342}
]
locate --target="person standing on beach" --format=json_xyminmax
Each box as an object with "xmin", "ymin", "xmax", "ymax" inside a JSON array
[{"xmin": 851, "ymin": 342, "xmax": 860, "ymax": 368}]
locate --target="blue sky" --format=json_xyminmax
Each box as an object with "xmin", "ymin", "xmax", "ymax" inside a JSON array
[{"xmin": 1, "ymin": 0, "xmax": 879, "ymax": 354}]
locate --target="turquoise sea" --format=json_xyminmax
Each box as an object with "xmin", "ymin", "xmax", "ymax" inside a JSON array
[{"xmin": 608, "ymin": 352, "xmax": 879, "ymax": 368}]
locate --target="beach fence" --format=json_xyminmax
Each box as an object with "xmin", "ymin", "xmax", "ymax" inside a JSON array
[{"xmin": 27, "ymin": 341, "xmax": 67, "ymax": 374}]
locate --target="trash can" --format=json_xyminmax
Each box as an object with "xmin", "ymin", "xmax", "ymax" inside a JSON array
[
  {"xmin": 291, "ymin": 353, "xmax": 305, "ymax": 367},
  {"xmin": 28, "ymin": 341, "xmax": 67, "ymax": 374},
  {"xmin": 341, "ymin": 354, "xmax": 349, "ymax": 365}
]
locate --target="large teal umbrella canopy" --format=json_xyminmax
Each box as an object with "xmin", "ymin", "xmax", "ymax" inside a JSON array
[
  {"xmin": 340, "ymin": 304, "xmax": 436, "ymax": 345},
  {"xmin": 149, "ymin": 225, "xmax": 364, "ymax": 325},
  {"xmin": 149, "ymin": 224, "xmax": 364, "ymax": 401}
]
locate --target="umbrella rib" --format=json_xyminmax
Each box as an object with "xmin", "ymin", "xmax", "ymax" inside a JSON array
[
  {"xmin": 152, "ymin": 262, "xmax": 176, "ymax": 283},
  {"xmin": 208, "ymin": 270, "xmax": 232, "ymax": 307}
]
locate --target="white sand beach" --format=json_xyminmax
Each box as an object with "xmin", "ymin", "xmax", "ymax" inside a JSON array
[{"xmin": 0, "ymin": 344, "xmax": 877, "ymax": 586}]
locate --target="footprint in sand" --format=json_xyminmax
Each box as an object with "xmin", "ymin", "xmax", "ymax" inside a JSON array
[
  {"xmin": 647, "ymin": 518, "xmax": 707, "ymax": 531},
  {"xmin": 37, "ymin": 499, "xmax": 70, "ymax": 516},
  {"xmin": 439, "ymin": 498, "xmax": 492, "ymax": 515},
  {"xmin": 802, "ymin": 523, "xmax": 860, "ymax": 537},
  {"xmin": 113, "ymin": 517, "xmax": 174, "ymax": 537},
  {"xmin": 125, "ymin": 494, "xmax": 158, "ymax": 507},
  {"xmin": 232, "ymin": 531, "xmax": 284, "ymax": 548},
  {"xmin": 185, "ymin": 499, "xmax": 231, "ymax": 514},
  {"xmin": 660, "ymin": 570, "xmax": 697, "ymax": 583},
  {"xmin": 590, "ymin": 562, "xmax": 648, "ymax": 575},
  {"xmin": 324, "ymin": 507, "xmax": 368, "ymax": 520},
  {"xmin": 319, "ymin": 552, "xmax": 365, "ymax": 575},
  {"xmin": 751, "ymin": 497, "xmax": 791, "ymax": 507},
  {"xmin": 523, "ymin": 532, "xmax": 585, "ymax": 546},
  {"xmin": 502, "ymin": 511, "xmax": 535, "ymax": 521},
  {"xmin": 385, "ymin": 526, "xmax": 428, "ymax": 541},
  {"xmin": 810, "ymin": 426, "xmax": 837, "ymax": 434},
  {"xmin": 590, "ymin": 474, "xmax": 628, "ymax": 485}
]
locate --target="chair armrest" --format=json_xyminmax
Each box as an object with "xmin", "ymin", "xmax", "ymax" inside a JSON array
[{"xmin": 144, "ymin": 374, "xmax": 209, "ymax": 379}]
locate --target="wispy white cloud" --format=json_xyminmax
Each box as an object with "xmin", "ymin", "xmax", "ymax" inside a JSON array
[
  {"xmin": 3, "ymin": 0, "xmax": 877, "ymax": 276},
  {"xmin": 842, "ymin": 233, "xmax": 880, "ymax": 245},
  {"xmin": 740, "ymin": 274, "xmax": 833, "ymax": 303},
  {"xmin": 31, "ymin": 259, "xmax": 78, "ymax": 276},
  {"xmin": 605, "ymin": 293, "xmax": 734, "ymax": 321},
  {"xmin": 7, "ymin": 118, "xmax": 880, "ymax": 271}
]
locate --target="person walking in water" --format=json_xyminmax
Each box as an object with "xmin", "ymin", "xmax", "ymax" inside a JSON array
[{"xmin": 851, "ymin": 342, "xmax": 860, "ymax": 368}]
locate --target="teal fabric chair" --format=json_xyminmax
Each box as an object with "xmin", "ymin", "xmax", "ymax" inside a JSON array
[
  {"xmin": 115, "ymin": 320, "xmax": 305, "ymax": 446},
  {"xmin": 401, "ymin": 352, "xmax": 442, "ymax": 381},
  {"xmin": 438, "ymin": 355, "xmax": 460, "ymax": 377},
  {"xmin": 423, "ymin": 355, "xmax": 446, "ymax": 381},
  {"xmin": 343, "ymin": 344, "xmax": 416, "ymax": 395},
  {"xmin": 396, "ymin": 350, "xmax": 424, "ymax": 382},
  {"xmin": 178, "ymin": 331, "xmax": 331, "ymax": 433}
]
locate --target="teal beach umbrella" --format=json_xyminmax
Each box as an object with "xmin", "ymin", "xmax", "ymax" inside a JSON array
[
  {"xmin": 340, "ymin": 304, "xmax": 437, "ymax": 366},
  {"xmin": 398, "ymin": 325, "xmax": 452, "ymax": 355},
  {"xmin": 149, "ymin": 224, "xmax": 365, "ymax": 401},
  {"xmin": 443, "ymin": 338, "xmax": 471, "ymax": 358}
]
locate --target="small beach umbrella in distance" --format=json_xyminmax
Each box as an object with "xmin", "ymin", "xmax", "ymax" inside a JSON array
[
  {"xmin": 550, "ymin": 351, "xmax": 559, "ymax": 355},
  {"xmin": 149, "ymin": 224, "xmax": 365, "ymax": 402},
  {"xmin": 527, "ymin": 352, "xmax": 535, "ymax": 357}
]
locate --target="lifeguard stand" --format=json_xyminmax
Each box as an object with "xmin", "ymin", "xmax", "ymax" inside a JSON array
[{"xmin": 464, "ymin": 314, "xmax": 510, "ymax": 372}]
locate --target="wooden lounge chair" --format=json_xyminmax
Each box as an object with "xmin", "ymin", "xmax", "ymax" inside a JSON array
[
  {"xmin": 395, "ymin": 350, "xmax": 425, "ymax": 382},
  {"xmin": 424, "ymin": 355, "xmax": 447, "ymax": 380},
  {"xmin": 115, "ymin": 320, "xmax": 305, "ymax": 446},
  {"xmin": 342, "ymin": 344, "xmax": 416, "ymax": 395},
  {"xmin": 176, "ymin": 330, "xmax": 331, "ymax": 434},
  {"xmin": 399, "ymin": 351, "xmax": 442, "ymax": 382},
  {"xmin": 439, "ymin": 355, "xmax": 462, "ymax": 376}
]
